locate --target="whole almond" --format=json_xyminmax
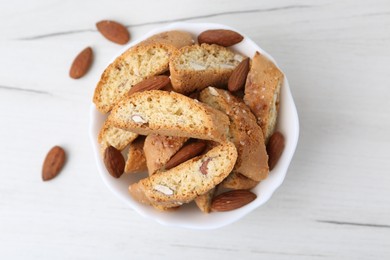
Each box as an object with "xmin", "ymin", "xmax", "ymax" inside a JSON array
[
  {"xmin": 42, "ymin": 146, "xmax": 66, "ymax": 181},
  {"xmin": 211, "ymin": 190, "xmax": 257, "ymax": 212},
  {"xmin": 96, "ymin": 20, "xmax": 130, "ymax": 45},
  {"xmin": 69, "ymin": 47, "xmax": 93, "ymax": 79},
  {"xmin": 127, "ymin": 75, "xmax": 170, "ymax": 96},
  {"xmin": 266, "ymin": 131, "xmax": 285, "ymax": 170},
  {"xmin": 165, "ymin": 141, "xmax": 206, "ymax": 170},
  {"xmin": 228, "ymin": 57, "xmax": 250, "ymax": 92},
  {"xmin": 198, "ymin": 29, "xmax": 244, "ymax": 47},
  {"xmin": 104, "ymin": 146, "xmax": 125, "ymax": 178}
]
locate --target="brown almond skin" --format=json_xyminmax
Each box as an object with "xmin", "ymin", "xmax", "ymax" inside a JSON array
[
  {"xmin": 200, "ymin": 158, "xmax": 212, "ymax": 175},
  {"xmin": 165, "ymin": 141, "xmax": 206, "ymax": 170},
  {"xmin": 127, "ymin": 75, "xmax": 170, "ymax": 96},
  {"xmin": 211, "ymin": 190, "xmax": 257, "ymax": 212},
  {"xmin": 228, "ymin": 57, "xmax": 250, "ymax": 92},
  {"xmin": 42, "ymin": 146, "xmax": 66, "ymax": 181},
  {"xmin": 104, "ymin": 146, "xmax": 125, "ymax": 178},
  {"xmin": 267, "ymin": 132, "xmax": 285, "ymax": 170},
  {"xmin": 96, "ymin": 20, "xmax": 130, "ymax": 45},
  {"xmin": 69, "ymin": 47, "xmax": 93, "ymax": 79},
  {"xmin": 198, "ymin": 29, "xmax": 244, "ymax": 47}
]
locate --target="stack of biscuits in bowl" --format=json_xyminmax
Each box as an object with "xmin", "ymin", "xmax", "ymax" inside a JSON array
[{"xmin": 93, "ymin": 29, "xmax": 284, "ymax": 213}]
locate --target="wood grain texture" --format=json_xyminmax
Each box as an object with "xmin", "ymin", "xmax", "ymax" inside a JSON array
[{"xmin": 1, "ymin": 0, "xmax": 390, "ymax": 259}]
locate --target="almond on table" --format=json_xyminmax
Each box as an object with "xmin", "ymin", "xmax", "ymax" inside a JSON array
[
  {"xmin": 69, "ymin": 47, "xmax": 93, "ymax": 79},
  {"xmin": 42, "ymin": 146, "xmax": 66, "ymax": 181},
  {"xmin": 96, "ymin": 20, "xmax": 130, "ymax": 45}
]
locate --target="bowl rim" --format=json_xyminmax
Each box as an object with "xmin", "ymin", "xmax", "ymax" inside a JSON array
[{"xmin": 89, "ymin": 22, "xmax": 299, "ymax": 230}]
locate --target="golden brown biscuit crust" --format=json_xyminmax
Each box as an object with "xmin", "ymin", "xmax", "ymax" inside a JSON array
[
  {"xmin": 243, "ymin": 51, "xmax": 284, "ymax": 141},
  {"xmin": 169, "ymin": 44, "xmax": 243, "ymax": 94},
  {"xmin": 199, "ymin": 87, "xmax": 268, "ymax": 181}
]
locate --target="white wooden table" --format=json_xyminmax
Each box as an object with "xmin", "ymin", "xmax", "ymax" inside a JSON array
[{"xmin": 1, "ymin": 0, "xmax": 389, "ymax": 259}]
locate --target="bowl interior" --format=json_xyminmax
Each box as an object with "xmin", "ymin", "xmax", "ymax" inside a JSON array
[{"xmin": 89, "ymin": 22, "xmax": 299, "ymax": 230}]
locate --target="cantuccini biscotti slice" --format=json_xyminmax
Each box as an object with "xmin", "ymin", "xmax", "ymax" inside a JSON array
[
  {"xmin": 244, "ymin": 51, "xmax": 284, "ymax": 142},
  {"xmin": 137, "ymin": 30, "xmax": 194, "ymax": 49},
  {"xmin": 108, "ymin": 90, "xmax": 230, "ymax": 142},
  {"xmin": 98, "ymin": 119, "xmax": 138, "ymax": 151},
  {"xmin": 129, "ymin": 141, "xmax": 237, "ymax": 208},
  {"xmin": 94, "ymin": 31, "xmax": 194, "ymax": 114},
  {"xmin": 143, "ymin": 134, "xmax": 188, "ymax": 176},
  {"xmin": 93, "ymin": 43, "xmax": 174, "ymax": 113},
  {"xmin": 199, "ymin": 87, "xmax": 268, "ymax": 181},
  {"xmin": 124, "ymin": 137, "xmax": 147, "ymax": 174},
  {"xmin": 221, "ymin": 172, "xmax": 259, "ymax": 190},
  {"xmin": 169, "ymin": 44, "xmax": 244, "ymax": 94}
]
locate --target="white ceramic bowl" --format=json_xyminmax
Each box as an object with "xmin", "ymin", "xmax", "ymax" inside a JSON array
[{"xmin": 89, "ymin": 22, "xmax": 299, "ymax": 230}]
